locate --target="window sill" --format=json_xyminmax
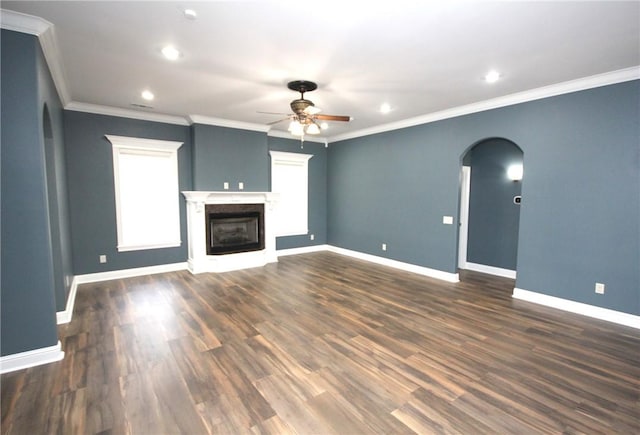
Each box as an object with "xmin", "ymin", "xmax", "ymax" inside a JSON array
[{"xmin": 117, "ymin": 240, "xmax": 182, "ymax": 252}]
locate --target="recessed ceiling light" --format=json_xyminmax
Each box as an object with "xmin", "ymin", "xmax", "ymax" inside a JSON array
[
  {"xmin": 320, "ymin": 122, "xmax": 329, "ymax": 130},
  {"xmin": 484, "ymin": 70, "xmax": 501, "ymax": 83},
  {"xmin": 161, "ymin": 45, "xmax": 181, "ymax": 61},
  {"xmin": 141, "ymin": 90, "xmax": 154, "ymax": 101},
  {"xmin": 183, "ymin": 9, "xmax": 197, "ymax": 20},
  {"xmin": 380, "ymin": 103, "xmax": 391, "ymax": 114}
]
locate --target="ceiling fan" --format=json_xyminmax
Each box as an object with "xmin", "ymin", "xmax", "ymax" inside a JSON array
[{"xmin": 262, "ymin": 80, "xmax": 351, "ymax": 139}]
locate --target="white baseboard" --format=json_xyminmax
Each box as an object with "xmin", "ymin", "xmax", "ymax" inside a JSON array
[
  {"xmin": 327, "ymin": 246, "xmax": 459, "ymax": 283},
  {"xmin": 464, "ymin": 262, "xmax": 516, "ymax": 279},
  {"xmin": 0, "ymin": 340, "xmax": 64, "ymax": 374},
  {"xmin": 277, "ymin": 244, "xmax": 330, "ymax": 257},
  {"xmin": 513, "ymin": 288, "xmax": 640, "ymax": 329},
  {"xmin": 56, "ymin": 276, "xmax": 78, "ymax": 325},
  {"xmin": 75, "ymin": 262, "xmax": 188, "ymax": 284}
]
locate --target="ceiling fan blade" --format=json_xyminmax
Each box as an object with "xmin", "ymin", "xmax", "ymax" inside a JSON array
[
  {"xmin": 267, "ymin": 117, "xmax": 292, "ymax": 125},
  {"xmin": 315, "ymin": 114, "xmax": 351, "ymax": 122}
]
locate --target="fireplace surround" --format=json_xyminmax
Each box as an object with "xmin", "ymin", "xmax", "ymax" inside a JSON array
[{"xmin": 183, "ymin": 191, "xmax": 278, "ymax": 273}]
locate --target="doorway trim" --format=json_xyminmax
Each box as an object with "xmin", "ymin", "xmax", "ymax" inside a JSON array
[{"xmin": 457, "ymin": 166, "xmax": 471, "ymax": 269}]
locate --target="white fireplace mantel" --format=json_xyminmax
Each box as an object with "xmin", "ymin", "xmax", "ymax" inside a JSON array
[{"xmin": 182, "ymin": 191, "xmax": 279, "ymax": 274}]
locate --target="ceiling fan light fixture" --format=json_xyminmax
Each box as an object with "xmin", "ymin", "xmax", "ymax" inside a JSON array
[
  {"xmin": 268, "ymin": 80, "xmax": 351, "ymax": 139},
  {"xmin": 306, "ymin": 123, "xmax": 321, "ymax": 135},
  {"xmin": 288, "ymin": 120, "xmax": 304, "ymax": 136}
]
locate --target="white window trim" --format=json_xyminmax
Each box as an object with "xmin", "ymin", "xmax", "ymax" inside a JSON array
[
  {"xmin": 269, "ymin": 150, "xmax": 313, "ymax": 237},
  {"xmin": 106, "ymin": 135, "xmax": 183, "ymax": 252}
]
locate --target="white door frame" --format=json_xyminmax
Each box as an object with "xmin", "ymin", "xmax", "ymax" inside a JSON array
[{"xmin": 458, "ymin": 166, "xmax": 471, "ymax": 269}]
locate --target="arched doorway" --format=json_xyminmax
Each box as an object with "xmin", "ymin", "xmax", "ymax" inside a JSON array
[
  {"xmin": 42, "ymin": 104, "xmax": 65, "ymax": 310},
  {"xmin": 458, "ymin": 138, "xmax": 523, "ymax": 278}
]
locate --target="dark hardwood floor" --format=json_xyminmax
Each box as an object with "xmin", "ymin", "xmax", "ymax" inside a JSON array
[{"xmin": 2, "ymin": 252, "xmax": 639, "ymax": 434}]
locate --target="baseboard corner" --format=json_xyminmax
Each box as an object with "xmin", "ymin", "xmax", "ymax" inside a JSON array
[
  {"xmin": 56, "ymin": 276, "xmax": 78, "ymax": 325},
  {"xmin": 0, "ymin": 341, "xmax": 64, "ymax": 374}
]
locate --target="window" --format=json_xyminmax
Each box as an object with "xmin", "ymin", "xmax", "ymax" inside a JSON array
[
  {"xmin": 106, "ymin": 135, "xmax": 183, "ymax": 252},
  {"xmin": 269, "ymin": 150, "xmax": 313, "ymax": 236}
]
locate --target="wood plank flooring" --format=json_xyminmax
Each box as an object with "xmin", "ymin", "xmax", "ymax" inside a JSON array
[{"xmin": 2, "ymin": 252, "xmax": 639, "ymax": 434}]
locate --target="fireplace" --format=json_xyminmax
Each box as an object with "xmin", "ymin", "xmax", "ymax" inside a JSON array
[
  {"xmin": 206, "ymin": 204, "xmax": 264, "ymax": 255},
  {"xmin": 182, "ymin": 191, "xmax": 278, "ymax": 274}
]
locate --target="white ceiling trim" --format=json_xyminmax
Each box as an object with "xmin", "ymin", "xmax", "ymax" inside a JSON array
[
  {"xmin": 188, "ymin": 115, "xmax": 269, "ymax": 132},
  {"xmin": 66, "ymin": 102, "xmax": 189, "ymax": 126},
  {"xmin": 329, "ymin": 66, "xmax": 640, "ymax": 143},
  {"xmin": 38, "ymin": 25, "xmax": 70, "ymax": 105},
  {"xmin": 0, "ymin": 8, "xmax": 49, "ymax": 35}
]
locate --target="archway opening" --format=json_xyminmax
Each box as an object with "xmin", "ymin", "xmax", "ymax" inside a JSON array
[
  {"xmin": 42, "ymin": 104, "xmax": 65, "ymax": 312},
  {"xmin": 458, "ymin": 138, "xmax": 523, "ymax": 279}
]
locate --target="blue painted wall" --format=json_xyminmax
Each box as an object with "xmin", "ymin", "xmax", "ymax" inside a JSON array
[
  {"xmin": 328, "ymin": 125, "xmax": 460, "ymax": 273},
  {"xmin": 329, "ymin": 80, "xmax": 639, "ymax": 316},
  {"xmin": 466, "ymin": 139, "xmax": 523, "ymax": 270},
  {"xmin": 1, "ymin": 30, "xmax": 59, "ymax": 355},
  {"xmin": 37, "ymin": 41, "xmax": 74, "ymax": 313},
  {"xmin": 192, "ymin": 124, "xmax": 269, "ymax": 191},
  {"xmin": 63, "ymin": 111, "xmax": 192, "ymax": 274},
  {"xmin": 268, "ymin": 137, "xmax": 328, "ymax": 249}
]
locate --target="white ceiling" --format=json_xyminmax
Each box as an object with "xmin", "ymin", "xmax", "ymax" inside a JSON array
[{"xmin": 2, "ymin": 1, "xmax": 639, "ymax": 140}]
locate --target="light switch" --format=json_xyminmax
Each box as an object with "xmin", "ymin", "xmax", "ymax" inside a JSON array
[{"xmin": 443, "ymin": 216, "xmax": 454, "ymax": 225}]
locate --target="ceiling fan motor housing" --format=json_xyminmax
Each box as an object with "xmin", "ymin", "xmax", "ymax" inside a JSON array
[{"xmin": 290, "ymin": 98, "xmax": 314, "ymax": 115}]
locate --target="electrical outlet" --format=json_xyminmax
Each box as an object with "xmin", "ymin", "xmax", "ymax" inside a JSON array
[
  {"xmin": 595, "ymin": 283, "xmax": 605, "ymax": 294},
  {"xmin": 310, "ymin": 234, "xmax": 315, "ymax": 241},
  {"xmin": 223, "ymin": 182, "xmax": 229, "ymax": 190},
  {"xmin": 382, "ymin": 243, "xmax": 387, "ymax": 251},
  {"xmin": 99, "ymin": 255, "xmax": 107, "ymax": 264},
  {"xmin": 238, "ymin": 182, "xmax": 244, "ymax": 190}
]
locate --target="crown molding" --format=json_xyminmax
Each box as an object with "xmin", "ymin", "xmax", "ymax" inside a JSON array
[
  {"xmin": 66, "ymin": 102, "xmax": 190, "ymax": 125},
  {"xmin": 38, "ymin": 24, "xmax": 71, "ymax": 105},
  {"xmin": 188, "ymin": 115, "xmax": 269, "ymax": 132},
  {"xmin": 328, "ymin": 66, "xmax": 640, "ymax": 143},
  {"xmin": 0, "ymin": 8, "xmax": 50, "ymax": 35}
]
